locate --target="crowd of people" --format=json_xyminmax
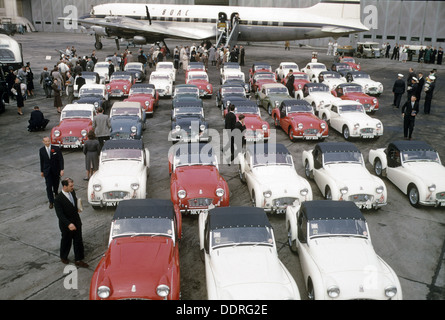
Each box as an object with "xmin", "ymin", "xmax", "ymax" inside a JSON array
[{"xmin": 383, "ymin": 43, "xmax": 443, "ymax": 65}]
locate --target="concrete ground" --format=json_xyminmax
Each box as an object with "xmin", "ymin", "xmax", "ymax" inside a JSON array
[{"xmin": 0, "ymin": 31, "xmax": 444, "ymax": 301}]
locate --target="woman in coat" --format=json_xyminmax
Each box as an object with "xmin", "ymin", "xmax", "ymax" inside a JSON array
[
  {"xmin": 52, "ymin": 78, "xmax": 63, "ymax": 113},
  {"xmin": 83, "ymin": 130, "xmax": 101, "ymax": 181},
  {"xmin": 12, "ymin": 78, "xmax": 24, "ymax": 115}
]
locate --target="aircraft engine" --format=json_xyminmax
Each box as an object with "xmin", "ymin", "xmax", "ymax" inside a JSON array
[
  {"xmin": 133, "ymin": 36, "xmax": 147, "ymax": 45},
  {"xmin": 91, "ymin": 26, "xmax": 109, "ymax": 37}
]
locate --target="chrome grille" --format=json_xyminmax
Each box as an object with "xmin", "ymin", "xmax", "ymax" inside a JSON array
[
  {"xmin": 188, "ymin": 198, "xmax": 213, "ymax": 208},
  {"xmin": 360, "ymin": 128, "xmax": 374, "ymax": 134},
  {"xmin": 349, "ymin": 194, "xmax": 373, "ymax": 202},
  {"xmin": 273, "ymin": 197, "xmax": 298, "ymax": 207},
  {"xmin": 104, "ymin": 191, "xmax": 130, "ymax": 200},
  {"xmin": 304, "ymin": 129, "xmax": 319, "ymax": 135},
  {"xmin": 63, "ymin": 136, "xmax": 79, "ymax": 143}
]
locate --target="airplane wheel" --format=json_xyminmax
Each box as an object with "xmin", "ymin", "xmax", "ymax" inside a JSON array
[{"xmin": 95, "ymin": 42, "xmax": 103, "ymax": 50}]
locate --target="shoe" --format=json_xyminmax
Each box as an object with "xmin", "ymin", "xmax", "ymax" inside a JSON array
[
  {"xmin": 17, "ymin": 112, "xmax": 24, "ymax": 116},
  {"xmin": 75, "ymin": 261, "xmax": 89, "ymax": 268},
  {"xmin": 61, "ymin": 258, "xmax": 69, "ymax": 264},
  {"xmin": 83, "ymin": 177, "xmax": 89, "ymax": 181},
  {"xmin": 49, "ymin": 203, "xmax": 54, "ymax": 209}
]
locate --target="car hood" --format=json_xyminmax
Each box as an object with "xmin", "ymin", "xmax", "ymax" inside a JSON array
[
  {"xmin": 251, "ymin": 166, "xmax": 308, "ymax": 195},
  {"xmin": 268, "ymin": 93, "xmax": 290, "ymax": 101},
  {"xmin": 77, "ymin": 96, "xmax": 102, "ymax": 104},
  {"xmin": 93, "ymin": 160, "xmax": 143, "ymax": 182},
  {"xmin": 401, "ymin": 162, "xmax": 445, "ymax": 189},
  {"xmin": 100, "ymin": 237, "xmax": 175, "ymax": 299},
  {"xmin": 354, "ymin": 79, "xmax": 381, "ymax": 86},
  {"xmin": 324, "ymin": 164, "xmax": 380, "ymax": 190},
  {"xmin": 340, "ymin": 112, "xmax": 380, "ymax": 125},
  {"xmin": 343, "ymin": 93, "xmax": 375, "ymax": 103},
  {"xmin": 208, "ymin": 246, "xmax": 298, "ymax": 300},
  {"xmin": 173, "ymin": 116, "xmax": 205, "ymax": 129},
  {"xmin": 244, "ymin": 114, "xmax": 266, "ymax": 129},
  {"xmin": 109, "ymin": 80, "xmax": 131, "ymax": 86},
  {"xmin": 57, "ymin": 118, "xmax": 92, "ymax": 131},
  {"xmin": 111, "ymin": 116, "xmax": 140, "ymax": 128},
  {"xmin": 288, "ymin": 113, "xmax": 324, "ymax": 126},
  {"xmin": 188, "ymin": 80, "xmax": 210, "ymax": 87},
  {"xmin": 175, "ymin": 166, "xmax": 223, "ymax": 196}
]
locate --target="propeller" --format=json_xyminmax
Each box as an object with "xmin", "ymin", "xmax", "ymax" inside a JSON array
[{"xmin": 146, "ymin": 6, "xmax": 152, "ymax": 25}]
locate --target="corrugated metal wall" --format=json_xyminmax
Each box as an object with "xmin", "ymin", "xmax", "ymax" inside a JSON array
[{"xmin": 25, "ymin": 0, "xmax": 445, "ymax": 47}]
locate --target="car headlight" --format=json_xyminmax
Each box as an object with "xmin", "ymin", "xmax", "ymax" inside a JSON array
[
  {"xmin": 384, "ymin": 285, "xmax": 397, "ymax": 298},
  {"xmin": 175, "ymin": 125, "xmax": 181, "ymax": 132},
  {"xmin": 298, "ymin": 84, "xmax": 302, "ymax": 89},
  {"xmin": 428, "ymin": 184, "xmax": 436, "ymax": 192},
  {"xmin": 81, "ymin": 129, "xmax": 88, "ymax": 137},
  {"xmin": 275, "ymin": 101, "xmax": 280, "ymax": 107},
  {"xmin": 327, "ymin": 286, "xmax": 340, "ymax": 298},
  {"xmin": 262, "ymin": 124, "xmax": 268, "ymax": 131},
  {"xmin": 93, "ymin": 184, "xmax": 102, "ymax": 192},
  {"xmin": 166, "ymin": 86, "xmax": 170, "ymax": 91},
  {"xmin": 356, "ymin": 99, "xmax": 361, "ymax": 103},
  {"xmin": 97, "ymin": 286, "xmax": 111, "ymax": 299},
  {"xmin": 216, "ymin": 188, "xmax": 225, "ymax": 197},
  {"xmin": 200, "ymin": 124, "xmax": 206, "ymax": 131},
  {"xmin": 376, "ymin": 123, "xmax": 382, "ymax": 129},
  {"xmin": 54, "ymin": 130, "xmax": 61, "ymax": 137},
  {"xmin": 300, "ymin": 188, "xmax": 309, "ymax": 196},
  {"xmin": 157, "ymin": 284, "xmax": 170, "ymax": 298},
  {"xmin": 178, "ymin": 189, "xmax": 186, "ymax": 199},
  {"xmin": 94, "ymin": 102, "xmax": 99, "ymax": 107},
  {"xmin": 107, "ymin": 85, "xmax": 111, "ymax": 90},
  {"xmin": 321, "ymin": 123, "xmax": 326, "ymax": 129},
  {"xmin": 354, "ymin": 123, "xmax": 360, "ymax": 129},
  {"xmin": 207, "ymin": 85, "xmax": 211, "ymax": 90},
  {"xmin": 340, "ymin": 187, "xmax": 348, "ymax": 195},
  {"xmin": 378, "ymin": 84, "xmax": 383, "ymax": 91},
  {"xmin": 145, "ymin": 101, "xmax": 149, "ymax": 106},
  {"xmin": 123, "ymin": 85, "xmax": 128, "ymax": 91},
  {"xmin": 131, "ymin": 183, "xmax": 139, "ymax": 190},
  {"xmin": 263, "ymin": 190, "xmax": 272, "ymax": 198},
  {"xmin": 131, "ymin": 126, "xmax": 137, "ymax": 133},
  {"xmin": 376, "ymin": 186, "xmax": 384, "ymax": 194},
  {"xmin": 373, "ymin": 99, "xmax": 378, "ymax": 104},
  {"xmin": 298, "ymin": 123, "xmax": 304, "ymax": 130}
]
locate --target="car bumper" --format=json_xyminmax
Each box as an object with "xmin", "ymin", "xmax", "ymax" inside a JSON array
[
  {"xmin": 89, "ymin": 190, "xmax": 143, "ymax": 207},
  {"xmin": 52, "ymin": 137, "xmax": 85, "ymax": 148},
  {"xmin": 291, "ymin": 131, "xmax": 328, "ymax": 140},
  {"xmin": 347, "ymin": 194, "xmax": 387, "ymax": 209}
]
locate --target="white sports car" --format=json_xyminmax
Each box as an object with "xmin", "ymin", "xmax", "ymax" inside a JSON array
[
  {"xmin": 199, "ymin": 206, "xmax": 301, "ymax": 300},
  {"xmin": 275, "ymin": 62, "xmax": 299, "ymax": 80},
  {"xmin": 296, "ymin": 83, "xmax": 342, "ymax": 115},
  {"xmin": 149, "ymin": 71, "xmax": 173, "ymax": 97},
  {"xmin": 316, "ymin": 71, "xmax": 346, "ymax": 91},
  {"xmin": 88, "ymin": 139, "xmax": 150, "ymax": 209},
  {"xmin": 238, "ymin": 143, "xmax": 313, "ymax": 213},
  {"xmin": 346, "ymin": 71, "xmax": 383, "ymax": 96},
  {"xmin": 93, "ymin": 62, "xmax": 110, "ymax": 83},
  {"xmin": 156, "ymin": 61, "xmax": 176, "ymax": 83},
  {"xmin": 303, "ymin": 142, "xmax": 387, "ymax": 210},
  {"xmin": 319, "ymin": 100, "xmax": 383, "ymax": 140},
  {"xmin": 369, "ymin": 140, "xmax": 445, "ymax": 207},
  {"xmin": 286, "ymin": 200, "xmax": 402, "ymax": 300},
  {"xmin": 301, "ymin": 62, "xmax": 327, "ymax": 82}
]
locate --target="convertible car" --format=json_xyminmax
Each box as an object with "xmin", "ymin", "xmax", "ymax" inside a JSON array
[
  {"xmin": 346, "ymin": 71, "xmax": 383, "ymax": 96},
  {"xmin": 249, "ymin": 62, "xmax": 273, "ymax": 80},
  {"xmin": 199, "ymin": 206, "xmax": 301, "ymax": 300},
  {"xmin": 297, "ymin": 82, "xmax": 342, "ymax": 115},
  {"xmin": 319, "ymin": 100, "xmax": 383, "ymax": 140},
  {"xmin": 238, "ymin": 143, "xmax": 312, "ymax": 213},
  {"xmin": 74, "ymin": 71, "xmax": 101, "ymax": 97},
  {"xmin": 250, "ymin": 71, "xmax": 277, "ymax": 94},
  {"xmin": 76, "ymin": 84, "xmax": 110, "ymax": 112},
  {"xmin": 124, "ymin": 83, "xmax": 159, "ymax": 117},
  {"xmin": 170, "ymin": 101, "xmax": 209, "ymax": 143},
  {"xmin": 89, "ymin": 199, "xmax": 181, "ymax": 300},
  {"xmin": 303, "ymin": 142, "xmax": 387, "ymax": 210},
  {"xmin": 124, "ymin": 62, "xmax": 146, "ymax": 83},
  {"xmin": 110, "ymin": 102, "xmax": 146, "ymax": 140},
  {"xmin": 149, "ymin": 71, "xmax": 173, "ymax": 98},
  {"xmin": 275, "ymin": 62, "xmax": 299, "ymax": 80},
  {"xmin": 107, "ymin": 71, "xmax": 135, "ymax": 98},
  {"xmin": 272, "ymin": 99, "xmax": 328, "ymax": 141},
  {"xmin": 316, "ymin": 71, "xmax": 346, "ymax": 91},
  {"xmin": 333, "ymin": 83, "xmax": 379, "ymax": 113},
  {"xmin": 156, "ymin": 61, "xmax": 176, "ymax": 83},
  {"xmin": 51, "ymin": 103, "xmax": 95, "ymax": 148},
  {"xmin": 186, "ymin": 71, "xmax": 213, "ymax": 98},
  {"xmin": 169, "ymin": 143, "xmax": 229, "ymax": 215},
  {"xmin": 87, "ymin": 139, "xmax": 150, "ymax": 209},
  {"xmin": 257, "ymin": 83, "xmax": 293, "ymax": 115},
  {"xmin": 286, "ymin": 200, "xmax": 402, "ymax": 300},
  {"xmin": 281, "ymin": 72, "xmax": 310, "ymax": 96},
  {"xmin": 369, "ymin": 140, "xmax": 445, "ymax": 207},
  {"xmin": 216, "ymin": 83, "xmax": 248, "ymax": 111},
  {"xmin": 301, "ymin": 62, "xmax": 327, "ymax": 82},
  {"xmin": 340, "ymin": 56, "xmax": 361, "ymax": 71}
]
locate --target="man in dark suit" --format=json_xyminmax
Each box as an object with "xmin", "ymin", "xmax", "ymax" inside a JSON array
[
  {"xmin": 401, "ymin": 95, "xmax": 419, "ymax": 140},
  {"xmin": 28, "ymin": 106, "xmax": 49, "ymax": 132},
  {"xmin": 40, "ymin": 136, "xmax": 64, "ymax": 209},
  {"xmin": 285, "ymin": 70, "xmax": 295, "ymax": 97},
  {"xmin": 54, "ymin": 178, "xmax": 88, "ymax": 268},
  {"xmin": 234, "ymin": 114, "xmax": 247, "ymax": 148},
  {"xmin": 392, "ymin": 74, "xmax": 405, "ymax": 108},
  {"xmin": 416, "ymin": 73, "xmax": 425, "ymax": 101},
  {"xmin": 224, "ymin": 104, "xmax": 237, "ymax": 164}
]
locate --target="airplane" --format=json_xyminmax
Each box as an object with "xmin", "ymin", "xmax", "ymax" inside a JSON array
[{"xmin": 62, "ymin": 0, "xmax": 369, "ymax": 51}]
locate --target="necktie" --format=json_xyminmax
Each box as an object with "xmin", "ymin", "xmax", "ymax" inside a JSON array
[
  {"xmin": 47, "ymin": 147, "xmax": 51, "ymax": 158},
  {"xmin": 68, "ymin": 192, "xmax": 75, "ymax": 206}
]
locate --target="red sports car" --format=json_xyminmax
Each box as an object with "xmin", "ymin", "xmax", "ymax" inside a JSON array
[
  {"xmin": 250, "ymin": 72, "xmax": 277, "ymax": 94},
  {"xmin": 185, "ymin": 62, "xmax": 206, "ymax": 79},
  {"xmin": 249, "ymin": 62, "xmax": 273, "ymax": 79},
  {"xmin": 124, "ymin": 84, "xmax": 159, "ymax": 117},
  {"xmin": 51, "ymin": 104, "xmax": 95, "ymax": 148},
  {"xmin": 106, "ymin": 71, "xmax": 135, "ymax": 98},
  {"xmin": 89, "ymin": 199, "xmax": 182, "ymax": 300},
  {"xmin": 272, "ymin": 99, "xmax": 328, "ymax": 141},
  {"xmin": 340, "ymin": 56, "xmax": 361, "ymax": 71},
  {"xmin": 333, "ymin": 83, "xmax": 379, "ymax": 113},
  {"xmin": 169, "ymin": 143, "xmax": 229, "ymax": 214},
  {"xmin": 281, "ymin": 72, "xmax": 310, "ymax": 92},
  {"xmin": 186, "ymin": 71, "xmax": 213, "ymax": 98}
]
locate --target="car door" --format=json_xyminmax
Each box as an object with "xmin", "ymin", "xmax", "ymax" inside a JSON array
[
  {"xmin": 386, "ymin": 147, "xmax": 409, "ymax": 192},
  {"xmin": 312, "ymin": 149, "xmax": 327, "ymax": 195},
  {"xmin": 329, "ymin": 105, "xmax": 342, "ymax": 133}
]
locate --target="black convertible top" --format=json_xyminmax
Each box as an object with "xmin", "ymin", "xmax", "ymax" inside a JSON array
[
  {"xmin": 208, "ymin": 207, "xmax": 272, "ymax": 230},
  {"xmin": 113, "ymin": 199, "xmax": 175, "ymax": 220},
  {"xmin": 302, "ymin": 200, "xmax": 366, "ymax": 221},
  {"xmin": 390, "ymin": 140, "xmax": 436, "ymax": 152},
  {"xmin": 102, "ymin": 139, "xmax": 143, "ymax": 151},
  {"xmin": 281, "ymin": 99, "xmax": 311, "ymax": 107},
  {"xmin": 316, "ymin": 142, "xmax": 360, "ymax": 153}
]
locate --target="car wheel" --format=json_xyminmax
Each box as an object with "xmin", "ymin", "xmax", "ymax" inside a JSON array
[
  {"xmin": 325, "ymin": 186, "xmax": 332, "ymax": 200},
  {"xmin": 374, "ymin": 158, "xmax": 384, "ymax": 177},
  {"xmin": 267, "ymin": 104, "xmax": 273, "ymax": 115},
  {"xmin": 288, "ymin": 225, "xmax": 298, "ymax": 255},
  {"xmin": 288, "ymin": 127, "xmax": 295, "ymax": 142},
  {"xmin": 305, "ymin": 160, "xmax": 313, "ymax": 180},
  {"xmin": 238, "ymin": 165, "xmax": 246, "ymax": 183},
  {"xmin": 408, "ymin": 184, "xmax": 420, "ymax": 207},
  {"xmin": 274, "ymin": 116, "xmax": 280, "ymax": 128},
  {"xmin": 342, "ymin": 126, "xmax": 350, "ymax": 140}
]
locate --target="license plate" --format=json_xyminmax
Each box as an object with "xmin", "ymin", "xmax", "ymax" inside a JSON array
[
  {"xmin": 304, "ymin": 136, "xmax": 318, "ymax": 140},
  {"xmin": 107, "ymin": 202, "xmax": 118, "ymax": 207},
  {"xmin": 362, "ymin": 135, "xmax": 374, "ymax": 139},
  {"xmin": 190, "ymin": 209, "xmax": 206, "ymax": 215},
  {"xmin": 275, "ymin": 209, "xmax": 286, "ymax": 214}
]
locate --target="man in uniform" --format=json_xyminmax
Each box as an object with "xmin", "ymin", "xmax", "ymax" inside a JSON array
[{"xmin": 392, "ymin": 74, "xmax": 405, "ymax": 108}]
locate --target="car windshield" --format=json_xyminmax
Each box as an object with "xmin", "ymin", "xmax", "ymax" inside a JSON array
[
  {"xmin": 79, "ymin": 88, "xmax": 103, "ymax": 96},
  {"xmin": 224, "ymin": 64, "xmax": 240, "ymax": 70},
  {"xmin": 111, "ymin": 217, "xmax": 174, "ymax": 239},
  {"xmin": 102, "ymin": 148, "xmax": 142, "ymax": 161},
  {"xmin": 111, "ymin": 108, "xmax": 140, "ymax": 116},
  {"xmin": 225, "ymin": 74, "xmax": 244, "ymax": 81},
  {"xmin": 311, "ymin": 64, "xmax": 326, "ymax": 69},
  {"xmin": 130, "ymin": 88, "xmax": 155, "ymax": 95},
  {"xmin": 126, "ymin": 65, "xmax": 142, "ymax": 71},
  {"xmin": 83, "ymin": 75, "xmax": 97, "ymax": 81},
  {"xmin": 254, "ymin": 65, "xmax": 272, "ymax": 71},
  {"xmin": 176, "ymin": 88, "xmax": 199, "ymax": 95},
  {"xmin": 253, "ymin": 152, "xmax": 293, "ymax": 166},
  {"xmin": 286, "ymin": 104, "xmax": 312, "ymax": 113},
  {"xmin": 235, "ymin": 106, "xmax": 259, "ymax": 114},
  {"xmin": 211, "ymin": 226, "xmax": 274, "ymax": 249},
  {"xmin": 222, "ymin": 87, "xmax": 245, "ymax": 95},
  {"xmin": 309, "ymin": 218, "xmax": 368, "ymax": 238},
  {"xmin": 267, "ymin": 87, "xmax": 288, "ymax": 94},
  {"xmin": 255, "ymin": 73, "xmax": 275, "ymax": 80},
  {"xmin": 308, "ymin": 85, "xmax": 329, "ymax": 93},
  {"xmin": 342, "ymin": 58, "xmax": 355, "ymax": 63},
  {"xmin": 111, "ymin": 75, "xmax": 131, "ymax": 81},
  {"xmin": 339, "ymin": 104, "xmax": 364, "ymax": 113},
  {"xmin": 294, "ymin": 74, "xmax": 309, "ymax": 80},
  {"xmin": 174, "ymin": 107, "xmax": 202, "ymax": 116},
  {"xmin": 343, "ymin": 86, "xmax": 363, "ymax": 94},
  {"xmin": 401, "ymin": 150, "xmax": 440, "ymax": 163},
  {"xmin": 95, "ymin": 63, "xmax": 109, "ymax": 69},
  {"xmin": 336, "ymin": 64, "xmax": 352, "ymax": 71},
  {"xmin": 283, "ymin": 64, "xmax": 298, "ymax": 69},
  {"xmin": 61, "ymin": 110, "xmax": 92, "ymax": 119},
  {"xmin": 323, "ymin": 151, "xmax": 363, "ymax": 165},
  {"xmin": 157, "ymin": 64, "xmax": 173, "ymax": 70},
  {"xmin": 353, "ymin": 73, "xmax": 370, "ymax": 79},
  {"xmin": 324, "ymin": 73, "xmax": 341, "ymax": 79},
  {"xmin": 151, "ymin": 74, "xmax": 170, "ymax": 80},
  {"xmin": 189, "ymin": 74, "xmax": 208, "ymax": 81}
]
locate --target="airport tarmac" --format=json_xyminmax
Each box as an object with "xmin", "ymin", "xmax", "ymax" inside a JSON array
[{"xmin": 0, "ymin": 32, "xmax": 444, "ymax": 301}]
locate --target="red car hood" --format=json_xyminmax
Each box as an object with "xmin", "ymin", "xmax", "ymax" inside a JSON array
[
  {"xmin": 188, "ymin": 80, "xmax": 210, "ymax": 88},
  {"xmin": 109, "ymin": 80, "xmax": 131, "ymax": 87},
  {"xmin": 243, "ymin": 114, "xmax": 266, "ymax": 130},
  {"xmin": 128, "ymin": 94, "xmax": 154, "ymax": 101},
  {"xmin": 175, "ymin": 165, "xmax": 223, "ymax": 196},
  {"xmin": 343, "ymin": 93, "xmax": 376, "ymax": 104},
  {"xmin": 288, "ymin": 112, "xmax": 323, "ymax": 125},
  {"xmin": 56, "ymin": 118, "xmax": 92, "ymax": 131},
  {"xmin": 99, "ymin": 237, "xmax": 175, "ymax": 299}
]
